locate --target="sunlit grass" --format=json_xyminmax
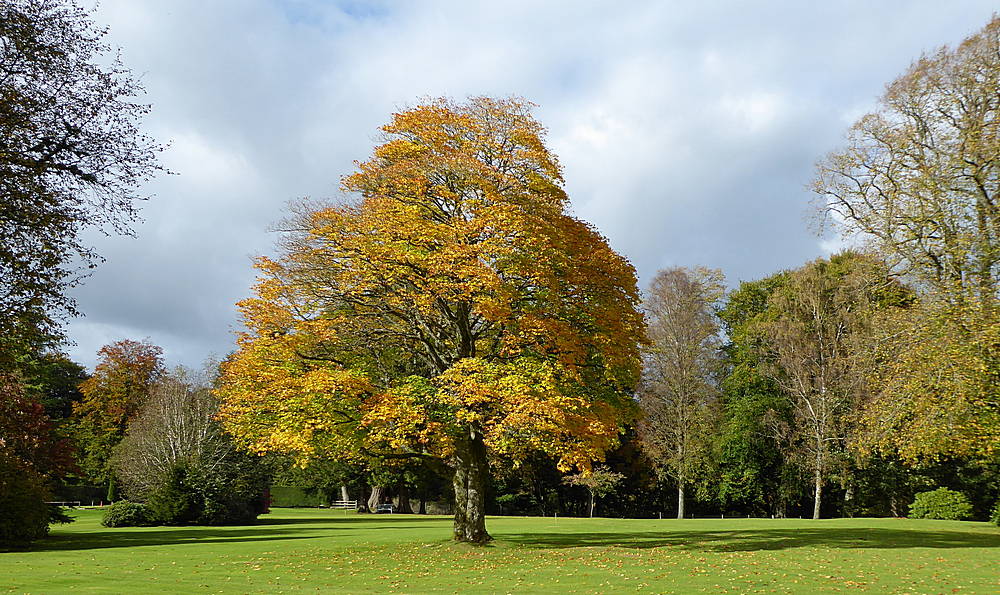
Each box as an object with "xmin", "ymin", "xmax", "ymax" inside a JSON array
[{"xmin": 2, "ymin": 508, "xmax": 998, "ymax": 593}]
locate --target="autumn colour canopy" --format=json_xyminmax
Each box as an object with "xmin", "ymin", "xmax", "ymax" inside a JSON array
[{"xmin": 216, "ymin": 97, "xmax": 644, "ymax": 542}]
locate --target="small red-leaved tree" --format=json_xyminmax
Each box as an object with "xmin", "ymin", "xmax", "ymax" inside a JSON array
[{"xmin": 1, "ymin": 373, "xmax": 74, "ymax": 548}]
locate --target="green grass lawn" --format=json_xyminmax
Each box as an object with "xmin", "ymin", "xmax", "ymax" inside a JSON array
[{"xmin": 2, "ymin": 509, "xmax": 999, "ymax": 594}]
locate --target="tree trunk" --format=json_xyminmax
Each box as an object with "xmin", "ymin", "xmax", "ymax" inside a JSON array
[
  {"xmin": 813, "ymin": 431, "xmax": 823, "ymax": 519},
  {"xmin": 341, "ymin": 485, "xmax": 350, "ymax": 502},
  {"xmin": 419, "ymin": 495, "xmax": 427, "ymax": 515},
  {"xmin": 844, "ymin": 483, "xmax": 854, "ymax": 518},
  {"xmin": 368, "ymin": 485, "xmax": 385, "ymax": 511},
  {"xmin": 775, "ymin": 496, "xmax": 787, "ymax": 519},
  {"xmin": 452, "ymin": 429, "xmax": 491, "ymax": 543},
  {"xmin": 677, "ymin": 483, "xmax": 685, "ymax": 520},
  {"xmin": 589, "ymin": 489, "xmax": 595, "ymax": 518},
  {"xmin": 397, "ymin": 484, "xmax": 413, "ymax": 514},
  {"xmin": 812, "ymin": 466, "xmax": 823, "ymax": 520},
  {"xmin": 356, "ymin": 485, "xmax": 370, "ymax": 512},
  {"xmin": 534, "ymin": 479, "xmax": 547, "ymax": 516}
]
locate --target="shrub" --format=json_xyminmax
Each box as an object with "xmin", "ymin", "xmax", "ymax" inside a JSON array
[
  {"xmin": 189, "ymin": 456, "xmax": 268, "ymax": 525},
  {"xmin": 101, "ymin": 501, "xmax": 152, "ymax": 527},
  {"xmin": 908, "ymin": 488, "xmax": 973, "ymax": 520},
  {"xmin": 990, "ymin": 501, "xmax": 1000, "ymax": 526},
  {"xmin": 0, "ymin": 453, "xmax": 53, "ymax": 550},
  {"xmin": 145, "ymin": 462, "xmax": 201, "ymax": 525},
  {"xmin": 144, "ymin": 457, "xmax": 268, "ymax": 526}
]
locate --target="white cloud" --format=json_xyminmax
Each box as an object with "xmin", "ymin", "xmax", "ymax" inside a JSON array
[{"xmin": 718, "ymin": 91, "xmax": 785, "ymax": 135}]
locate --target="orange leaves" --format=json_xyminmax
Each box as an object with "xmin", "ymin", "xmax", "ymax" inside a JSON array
[
  {"xmin": 215, "ymin": 96, "xmax": 643, "ymax": 475},
  {"xmin": 361, "ymin": 377, "xmax": 450, "ymax": 457},
  {"xmin": 75, "ymin": 339, "xmax": 165, "ymax": 430},
  {"xmin": 216, "ymin": 350, "xmax": 372, "ymax": 465}
]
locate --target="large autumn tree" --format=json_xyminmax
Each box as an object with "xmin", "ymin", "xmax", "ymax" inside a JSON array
[
  {"xmin": 814, "ymin": 16, "xmax": 1000, "ymax": 460},
  {"xmin": 217, "ymin": 97, "xmax": 644, "ymax": 543}
]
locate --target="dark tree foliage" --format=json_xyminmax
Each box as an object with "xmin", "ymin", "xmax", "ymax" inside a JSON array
[
  {"xmin": 0, "ymin": 372, "xmax": 74, "ymax": 477},
  {"xmin": 0, "ymin": 0, "xmax": 163, "ymax": 351},
  {"xmin": 715, "ymin": 273, "xmax": 800, "ymax": 517},
  {"xmin": 0, "ymin": 451, "xmax": 52, "ymax": 550},
  {"xmin": 26, "ymin": 351, "xmax": 87, "ymax": 419},
  {"xmin": 272, "ymin": 457, "xmax": 366, "ymax": 507},
  {"xmin": 0, "ymin": 372, "xmax": 75, "ymax": 549},
  {"xmin": 489, "ymin": 437, "xmax": 659, "ymax": 519},
  {"xmin": 142, "ymin": 458, "xmax": 268, "ymax": 526}
]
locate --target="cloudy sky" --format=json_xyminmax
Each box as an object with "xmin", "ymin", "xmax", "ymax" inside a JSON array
[{"xmin": 65, "ymin": 0, "xmax": 998, "ymax": 370}]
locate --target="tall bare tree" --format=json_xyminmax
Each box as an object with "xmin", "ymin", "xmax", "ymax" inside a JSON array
[
  {"xmin": 113, "ymin": 367, "xmax": 233, "ymax": 500},
  {"xmin": 813, "ymin": 15, "xmax": 1000, "ymax": 461},
  {"xmin": 814, "ymin": 15, "xmax": 999, "ymax": 303},
  {"xmin": 638, "ymin": 267, "xmax": 724, "ymax": 519}
]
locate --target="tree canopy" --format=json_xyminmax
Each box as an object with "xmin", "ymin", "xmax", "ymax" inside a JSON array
[{"xmin": 71, "ymin": 339, "xmax": 164, "ymax": 499}]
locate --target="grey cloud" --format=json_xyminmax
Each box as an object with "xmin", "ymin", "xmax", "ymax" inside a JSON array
[{"xmin": 64, "ymin": 0, "xmax": 999, "ymax": 369}]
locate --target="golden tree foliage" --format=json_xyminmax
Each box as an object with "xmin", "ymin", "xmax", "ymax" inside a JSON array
[
  {"xmin": 862, "ymin": 299, "xmax": 1000, "ymax": 461},
  {"xmin": 216, "ymin": 97, "xmax": 643, "ymax": 542}
]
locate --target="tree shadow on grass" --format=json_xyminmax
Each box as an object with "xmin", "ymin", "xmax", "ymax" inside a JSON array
[
  {"xmin": 256, "ymin": 514, "xmax": 449, "ymax": 526},
  {"xmin": 28, "ymin": 516, "xmax": 452, "ymax": 552},
  {"xmin": 502, "ymin": 527, "xmax": 1000, "ymax": 551},
  {"xmin": 31, "ymin": 527, "xmax": 319, "ymax": 552}
]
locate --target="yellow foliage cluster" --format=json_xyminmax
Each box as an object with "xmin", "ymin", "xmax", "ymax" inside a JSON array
[{"xmin": 862, "ymin": 299, "xmax": 1000, "ymax": 461}]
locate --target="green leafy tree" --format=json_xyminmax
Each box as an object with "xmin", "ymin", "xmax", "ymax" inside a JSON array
[
  {"xmin": 27, "ymin": 352, "xmax": 88, "ymax": 420},
  {"xmin": 756, "ymin": 253, "xmax": 905, "ymax": 519},
  {"xmin": 716, "ymin": 273, "xmax": 799, "ymax": 517}
]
